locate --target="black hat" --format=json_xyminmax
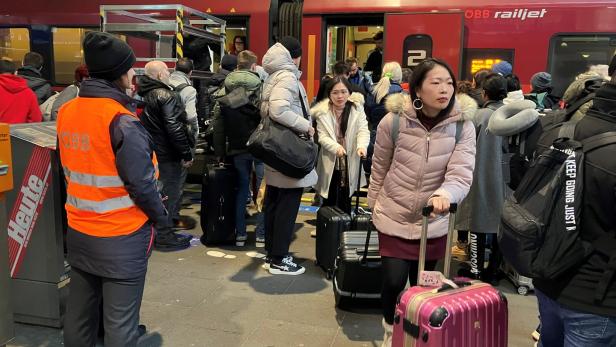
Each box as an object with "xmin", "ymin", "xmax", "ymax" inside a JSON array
[
  {"xmin": 83, "ymin": 31, "xmax": 136, "ymax": 81},
  {"xmin": 373, "ymin": 31, "xmax": 383, "ymax": 41},
  {"xmin": 220, "ymin": 54, "xmax": 238, "ymax": 71},
  {"xmin": 279, "ymin": 36, "xmax": 302, "ymax": 59},
  {"xmin": 609, "ymin": 54, "xmax": 616, "ymax": 77}
]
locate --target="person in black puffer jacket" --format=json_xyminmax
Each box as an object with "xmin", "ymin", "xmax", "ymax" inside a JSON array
[
  {"xmin": 138, "ymin": 60, "xmax": 193, "ymax": 251},
  {"xmin": 532, "ymin": 65, "xmax": 616, "ymax": 346}
]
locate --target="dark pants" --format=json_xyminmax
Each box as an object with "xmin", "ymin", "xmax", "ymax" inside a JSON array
[
  {"xmin": 264, "ymin": 185, "xmax": 303, "ymax": 259},
  {"xmin": 536, "ymin": 289, "xmax": 616, "ymax": 347},
  {"xmin": 469, "ymin": 232, "xmax": 501, "ymax": 280},
  {"xmin": 232, "ymin": 153, "xmax": 264, "ymax": 237},
  {"xmin": 64, "ymin": 267, "xmax": 146, "ymax": 347},
  {"xmin": 381, "ymin": 256, "xmax": 437, "ymax": 325},
  {"xmin": 322, "ymin": 169, "xmax": 351, "ymax": 214},
  {"xmin": 159, "ymin": 161, "xmax": 184, "ymax": 234}
]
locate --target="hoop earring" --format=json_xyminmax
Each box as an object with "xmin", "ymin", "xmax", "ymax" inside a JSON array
[{"xmin": 413, "ymin": 98, "xmax": 424, "ymax": 110}]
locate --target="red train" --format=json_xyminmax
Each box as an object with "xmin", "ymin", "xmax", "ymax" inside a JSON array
[{"xmin": 1, "ymin": 0, "xmax": 615, "ymax": 99}]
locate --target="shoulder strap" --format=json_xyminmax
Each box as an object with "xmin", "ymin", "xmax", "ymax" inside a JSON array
[
  {"xmin": 582, "ymin": 131, "xmax": 616, "ymax": 153},
  {"xmin": 391, "ymin": 113, "xmax": 401, "ymax": 146},
  {"xmin": 174, "ymin": 83, "xmax": 190, "ymax": 93},
  {"xmin": 566, "ymin": 93, "xmax": 596, "ymax": 119},
  {"xmin": 455, "ymin": 121, "xmax": 463, "ymax": 144},
  {"xmin": 298, "ymin": 94, "xmax": 310, "ymax": 120}
]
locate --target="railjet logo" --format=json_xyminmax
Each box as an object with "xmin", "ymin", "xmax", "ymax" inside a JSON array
[
  {"xmin": 465, "ymin": 8, "xmax": 548, "ymax": 21},
  {"xmin": 494, "ymin": 8, "xmax": 547, "ymax": 20}
]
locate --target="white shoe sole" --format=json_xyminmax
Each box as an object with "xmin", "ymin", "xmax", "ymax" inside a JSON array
[
  {"xmin": 262, "ymin": 262, "xmax": 270, "ymax": 270},
  {"xmin": 268, "ymin": 267, "xmax": 305, "ymax": 275}
]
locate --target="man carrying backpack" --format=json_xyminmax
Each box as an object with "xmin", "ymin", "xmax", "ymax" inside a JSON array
[
  {"xmin": 528, "ymin": 62, "xmax": 616, "ymax": 346},
  {"xmin": 212, "ymin": 50, "xmax": 265, "ymax": 247}
]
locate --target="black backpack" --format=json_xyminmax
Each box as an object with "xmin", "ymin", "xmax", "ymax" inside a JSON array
[{"xmin": 499, "ymin": 122, "xmax": 616, "ymax": 299}]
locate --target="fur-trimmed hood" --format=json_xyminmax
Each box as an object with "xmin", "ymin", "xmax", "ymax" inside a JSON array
[
  {"xmin": 384, "ymin": 93, "xmax": 472, "ymax": 121},
  {"xmin": 310, "ymin": 92, "xmax": 365, "ymax": 119}
]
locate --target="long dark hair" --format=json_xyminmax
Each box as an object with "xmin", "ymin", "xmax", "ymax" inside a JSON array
[
  {"xmin": 326, "ymin": 76, "xmax": 354, "ymax": 136},
  {"xmin": 409, "ymin": 58, "xmax": 457, "ymax": 118}
]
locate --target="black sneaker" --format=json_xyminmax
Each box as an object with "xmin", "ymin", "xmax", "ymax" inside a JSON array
[
  {"xmin": 269, "ymin": 256, "xmax": 305, "ymax": 275},
  {"xmin": 154, "ymin": 232, "xmax": 191, "ymax": 252},
  {"xmin": 138, "ymin": 324, "xmax": 147, "ymax": 337},
  {"xmin": 173, "ymin": 216, "xmax": 197, "ymax": 230}
]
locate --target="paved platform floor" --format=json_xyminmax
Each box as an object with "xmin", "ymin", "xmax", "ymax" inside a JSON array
[{"xmin": 7, "ymin": 200, "xmax": 539, "ymax": 347}]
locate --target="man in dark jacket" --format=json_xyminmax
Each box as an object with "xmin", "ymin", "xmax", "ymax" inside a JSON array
[
  {"xmin": 364, "ymin": 31, "xmax": 383, "ymax": 82},
  {"xmin": 59, "ymin": 31, "xmax": 166, "ymax": 347},
  {"xmin": 534, "ymin": 68, "xmax": 616, "ymax": 346},
  {"xmin": 17, "ymin": 51, "xmax": 53, "ymax": 105},
  {"xmin": 212, "ymin": 50, "xmax": 265, "ymax": 247},
  {"xmin": 138, "ymin": 60, "xmax": 194, "ymax": 251}
]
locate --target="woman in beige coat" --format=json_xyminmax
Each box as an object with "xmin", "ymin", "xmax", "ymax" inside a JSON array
[
  {"xmin": 368, "ymin": 59, "xmax": 476, "ymax": 346},
  {"xmin": 312, "ymin": 76, "xmax": 370, "ymax": 212}
]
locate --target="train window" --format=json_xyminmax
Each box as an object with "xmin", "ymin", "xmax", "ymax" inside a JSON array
[
  {"xmin": 0, "ymin": 28, "xmax": 30, "ymax": 64},
  {"xmin": 52, "ymin": 28, "xmax": 95, "ymax": 85},
  {"xmin": 461, "ymin": 49, "xmax": 515, "ymax": 81},
  {"xmin": 325, "ymin": 25, "xmax": 382, "ymax": 74},
  {"xmin": 548, "ymin": 34, "xmax": 616, "ymax": 97}
]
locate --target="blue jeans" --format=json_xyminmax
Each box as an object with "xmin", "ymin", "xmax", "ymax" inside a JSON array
[
  {"xmin": 233, "ymin": 153, "xmax": 264, "ymax": 238},
  {"xmin": 536, "ymin": 289, "xmax": 616, "ymax": 347},
  {"xmin": 253, "ymin": 160, "xmax": 265, "ymax": 238}
]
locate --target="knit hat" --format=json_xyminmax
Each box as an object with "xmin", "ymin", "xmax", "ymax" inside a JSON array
[
  {"xmin": 492, "ymin": 61, "xmax": 512, "ymax": 76},
  {"xmin": 279, "ymin": 36, "xmax": 302, "ymax": 59},
  {"xmin": 83, "ymin": 31, "xmax": 135, "ymax": 81},
  {"xmin": 531, "ymin": 72, "xmax": 552, "ymax": 91},
  {"xmin": 609, "ymin": 54, "xmax": 616, "ymax": 77},
  {"xmin": 220, "ymin": 54, "xmax": 238, "ymax": 71}
]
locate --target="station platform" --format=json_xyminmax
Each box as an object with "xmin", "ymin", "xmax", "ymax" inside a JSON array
[{"xmin": 7, "ymin": 188, "xmax": 540, "ymax": 347}]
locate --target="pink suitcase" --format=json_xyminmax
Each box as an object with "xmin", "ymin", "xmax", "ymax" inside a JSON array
[{"xmin": 392, "ymin": 205, "xmax": 508, "ymax": 347}]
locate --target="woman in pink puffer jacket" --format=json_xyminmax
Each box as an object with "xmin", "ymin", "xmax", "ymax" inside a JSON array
[{"xmin": 368, "ymin": 58, "xmax": 476, "ymax": 346}]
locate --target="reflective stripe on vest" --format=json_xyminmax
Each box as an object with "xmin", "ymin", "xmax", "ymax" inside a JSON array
[
  {"xmin": 63, "ymin": 167, "xmax": 124, "ymax": 188},
  {"xmin": 66, "ymin": 194, "xmax": 136, "ymax": 213}
]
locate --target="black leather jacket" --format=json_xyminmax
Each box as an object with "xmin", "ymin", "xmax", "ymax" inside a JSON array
[{"xmin": 138, "ymin": 76, "xmax": 193, "ymax": 162}]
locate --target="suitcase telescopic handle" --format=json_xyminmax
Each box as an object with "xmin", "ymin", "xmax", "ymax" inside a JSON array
[
  {"xmin": 355, "ymin": 156, "xmax": 365, "ymax": 213},
  {"xmin": 418, "ymin": 203, "xmax": 458, "ymax": 283}
]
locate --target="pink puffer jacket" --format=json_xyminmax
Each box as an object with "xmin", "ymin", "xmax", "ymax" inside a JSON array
[{"xmin": 367, "ymin": 94, "xmax": 476, "ymax": 240}]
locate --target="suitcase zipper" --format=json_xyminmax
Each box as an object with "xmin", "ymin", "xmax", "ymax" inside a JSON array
[{"xmin": 425, "ymin": 132, "xmax": 431, "ymax": 162}]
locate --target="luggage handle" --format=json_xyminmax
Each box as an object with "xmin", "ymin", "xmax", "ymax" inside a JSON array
[
  {"xmin": 355, "ymin": 156, "xmax": 366, "ymax": 213},
  {"xmin": 418, "ymin": 203, "xmax": 458, "ymax": 284},
  {"xmin": 360, "ymin": 220, "xmax": 372, "ymax": 265}
]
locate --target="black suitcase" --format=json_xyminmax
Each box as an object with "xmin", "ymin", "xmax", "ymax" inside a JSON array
[
  {"xmin": 200, "ymin": 164, "xmax": 237, "ymax": 244},
  {"xmin": 315, "ymin": 206, "xmax": 351, "ymax": 278},
  {"xmin": 333, "ymin": 225, "xmax": 382, "ymax": 309}
]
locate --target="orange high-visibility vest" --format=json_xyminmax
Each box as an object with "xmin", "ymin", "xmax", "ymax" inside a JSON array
[{"xmin": 57, "ymin": 97, "xmax": 158, "ymax": 237}]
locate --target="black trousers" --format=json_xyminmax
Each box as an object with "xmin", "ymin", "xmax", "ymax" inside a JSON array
[
  {"xmin": 381, "ymin": 256, "xmax": 437, "ymax": 325},
  {"xmin": 264, "ymin": 185, "xmax": 303, "ymax": 259},
  {"xmin": 468, "ymin": 232, "xmax": 502, "ymax": 281},
  {"xmin": 64, "ymin": 267, "xmax": 146, "ymax": 347},
  {"xmin": 322, "ymin": 169, "xmax": 351, "ymax": 214}
]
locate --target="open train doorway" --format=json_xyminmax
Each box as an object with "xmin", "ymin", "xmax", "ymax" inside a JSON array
[{"xmin": 322, "ymin": 15, "xmax": 384, "ymax": 80}]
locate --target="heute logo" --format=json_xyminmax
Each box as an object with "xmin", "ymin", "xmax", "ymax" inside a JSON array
[{"xmin": 465, "ymin": 8, "xmax": 548, "ymax": 21}]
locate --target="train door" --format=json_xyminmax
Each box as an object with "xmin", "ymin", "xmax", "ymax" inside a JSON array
[{"xmin": 384, "ymin": 12, "xmax": 464, "ymax": 78}]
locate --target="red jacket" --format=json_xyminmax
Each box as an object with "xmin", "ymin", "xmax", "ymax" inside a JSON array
[{"xmin": 0, "ymin": 74, "xmax": 42, "ymax": 123}]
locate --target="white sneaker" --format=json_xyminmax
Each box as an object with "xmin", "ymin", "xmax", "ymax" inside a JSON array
[
  {"xmin": 269, "ymin": 255, "xmax": 305, "ymax": 275},
  {"xmin": 381, "ymin": 318, "xmax": 393, "ymax": 347},
  {"xmin": 310, "ymin": 229, "xmax": 317, "ymax": 238}
]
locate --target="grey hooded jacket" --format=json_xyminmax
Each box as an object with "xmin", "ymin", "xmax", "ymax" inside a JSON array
[
  {"xmin": 169, "ymin": 71, "xmax": 199, "ymax": 143},
  {"xmin": 260, "ymin": 43, "xmax": 317, "ymax": 188}
]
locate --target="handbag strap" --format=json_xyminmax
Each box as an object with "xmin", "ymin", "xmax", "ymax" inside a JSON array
[{"xmin": 298, "ymin": 94, "xmax": 310, "ymax": 120}]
